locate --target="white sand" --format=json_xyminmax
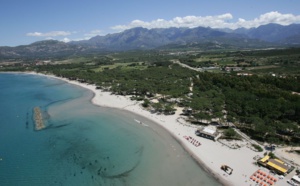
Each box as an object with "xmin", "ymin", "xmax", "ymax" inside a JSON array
[
  {"xmin": 26, "ymin": 72, "xmax": 289, "ymax": 186},
  {"xmin": 275, "ymin": 147, "xmax": 300, "ymax": 166}
]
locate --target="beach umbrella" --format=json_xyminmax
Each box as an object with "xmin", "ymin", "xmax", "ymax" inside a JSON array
[
  {"xmin": 273, "ymin": 178, "xmax": 277, "ymax": 182},
  {"xmin": 260, "ymin": 175, "xmax": 264, "ymax": 179},
  {"xmin": 256, "ymin": 179, "xmax": 260, "ymax": 183}
]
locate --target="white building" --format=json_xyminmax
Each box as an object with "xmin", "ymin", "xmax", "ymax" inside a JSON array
[{"xmin": 195, "ymin": 125, "xmax": 221, "ymax": 141}]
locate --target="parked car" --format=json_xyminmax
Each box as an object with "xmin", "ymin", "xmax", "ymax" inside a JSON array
[{"xmin": 287, "ymin": 179, "xmax": 299, "ymax": 186}]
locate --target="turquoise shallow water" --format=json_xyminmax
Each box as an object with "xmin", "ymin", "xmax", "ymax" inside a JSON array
[{"xmin": 0, "ymin": 73, "xmax": 221, "ymax": 186}]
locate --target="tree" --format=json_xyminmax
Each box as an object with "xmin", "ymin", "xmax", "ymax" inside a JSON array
[
  {"xmin": 164, "ymin": 104, "xmax": 176, "ymax": 115},
  {"xmin": 223, "ymin": 128, "xmax": 238, "ymax": 138},
  {"xmin": 193, "ymin": 112, "xmax": 211, "ymax": 123},
  {"xmin": 152, "ymin": 102, "xmax": 163, "ymax": 113},
  {"xmin": 142, "ymin": 99, "xmax": 150, "ymax": 108}
]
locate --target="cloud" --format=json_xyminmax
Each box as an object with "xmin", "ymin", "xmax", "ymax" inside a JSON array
[
  {"xmin": 26, "ymin": 31, "xmax": 71, "ymax": 37},
  {"xmin": 111, "ymin": 13, "xmax": 233, "ymax": 30},
  {"xmin": 62, "ymin": 38, "xmax": 71, "ymax": 43},
  {"xmin": 45, "ymin": 37, "xmax": 54, "ymax": 40},
  {"xmin": 235, "ymin": 11, "xmax": 300, "ymax": 28},
  {"xmin": 111, "ymin": 11, "xmax": 300, "ymax": 31},
  {"xmin": 84, "ymin": 30, "xmax": 103, "ymax": 38}
]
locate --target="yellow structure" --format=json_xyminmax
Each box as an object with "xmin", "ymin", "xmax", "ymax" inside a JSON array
[
  {"xmin": 258, "ymin": 155, "xmax": 289, "ymax": 175},
  {"xmin": 259, "ymin": 155, "xmax": 270, "ymax": 163},
  {"xmin": 266, "ymin": 159, "xmax": 288, "ymax": 175}
]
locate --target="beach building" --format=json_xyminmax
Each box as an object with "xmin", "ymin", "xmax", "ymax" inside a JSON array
[
  {"xmin": 259, "ymin": 155, "xmax": 270, "ymax": 164},
  {"xmin": 195, "ymin": 125, "xmax": 220, "ymax": 141},
  {"xmin": 266, "ymin": 159, "xmax": 289, "ymax": 175},
  {"xmin": 258, "ymin": 155, "xmax": 289, "ymax": 175}
]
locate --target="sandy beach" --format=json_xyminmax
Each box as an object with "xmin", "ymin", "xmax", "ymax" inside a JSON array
[{"xmin": 28, "ymin": 72, "xmax": 290, "ymax": 186}]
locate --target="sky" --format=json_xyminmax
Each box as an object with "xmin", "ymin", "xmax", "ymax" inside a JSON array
[{"xmin": 1, "ymin": 0, "xmax": 300, "ymax": 46}]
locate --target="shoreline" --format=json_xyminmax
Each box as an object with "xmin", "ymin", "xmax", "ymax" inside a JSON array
[{"xmin": 4, "ymin": 72, "xmax": 281, "ymax": 186}]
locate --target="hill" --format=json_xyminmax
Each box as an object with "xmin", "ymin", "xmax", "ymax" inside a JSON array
[{"xmin": 231, "ymin": 23, "xmax": 300, "ymax": 43}]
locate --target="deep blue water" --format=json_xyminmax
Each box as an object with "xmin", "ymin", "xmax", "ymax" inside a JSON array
[{"xmin": 0, "ymin": 73, "xmax": 221, "ymax": 186}]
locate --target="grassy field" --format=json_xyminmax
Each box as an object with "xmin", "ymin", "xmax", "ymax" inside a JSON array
[
  {"xmin": 92, "ymin": 62, "xmax": 147, "ymax": 72},
  {"xmin": 53, "ymin": 57, "xmax": 91, "ymax": 64}
]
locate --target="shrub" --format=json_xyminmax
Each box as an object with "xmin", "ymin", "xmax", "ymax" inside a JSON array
[
  {"xmin": 252, "ymin": 144, "xmax": 263, "ymax": 152},
  {"xmin": 142, "ymin": 99, "xmax": 150, "ymax": 107},
  {"xmin": 224, "ymin": 128, "xmax": 237, "ymax": 138}
]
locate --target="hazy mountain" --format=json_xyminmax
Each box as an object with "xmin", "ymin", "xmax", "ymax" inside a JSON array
[
  {"xmin": 0, "ymin": 40, "xmax": 88, "ymax": 60},
  {"xmin": 231, "ymin": 23, "xmax": 300, "ymax": 43},
  {"xmin": 1, "ymin": 24, "xmax": 300, "ymax": 60},
  {"xmin": 281, "ymin": 34, "xmax": 300, "ymax": 45},
  {"xmin": 75, "ymin": 26, "xmax": 266, "ymax": 50},
  {"xmin": 78, "ymin": 27, "xmax": 169, "ymax": 50},
  {"xmin": 70, "ymin": 23, "xmax": 300, "ymax": 48}
]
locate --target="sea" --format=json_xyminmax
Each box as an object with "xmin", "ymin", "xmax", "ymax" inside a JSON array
[{"xmin": 0, "ymin": 73, "xmax": 221, "ymax": 186}]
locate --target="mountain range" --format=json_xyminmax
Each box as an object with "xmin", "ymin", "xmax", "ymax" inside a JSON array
[{"xmin": 1, "ymin": 23, "xmax": 300, "ymax": 60}]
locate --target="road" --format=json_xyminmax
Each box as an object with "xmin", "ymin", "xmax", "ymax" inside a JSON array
[{"xmin": 172, "ymin": 60, "xmax": 203, "ymax": 72}]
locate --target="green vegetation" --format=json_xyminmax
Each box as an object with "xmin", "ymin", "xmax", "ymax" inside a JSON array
[
  {"xmin": 268, "ymin": 152, "xmax": 276, "ymax": 159},
  {"xmin": 222, "ymin": 128, "xmax": 241, "ymax": 139},
  {"xmin": 1, "ymin": 48, "xmax": 299, "ymax": 145},
  {"xmin": 177, "ymin": 47, "xmax": 300, "ymax": 75},
  {"xmin": 252, "ymin": 144, "xmax": 263, "ymax": 152}
]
